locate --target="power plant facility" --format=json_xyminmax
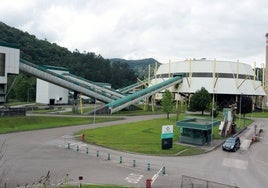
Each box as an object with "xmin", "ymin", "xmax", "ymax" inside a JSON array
[
  {"xmin": 0, "ymin": 33, "xmax": 268, "ymax": 116},
  {"xmin": 150, "ymin": 58, "xmax": 266, "ymax": 109}
]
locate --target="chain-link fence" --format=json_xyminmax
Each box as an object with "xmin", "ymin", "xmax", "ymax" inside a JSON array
[{"xmin": 181, "ymin": 175, "xmax": 239, "ymax": 188}]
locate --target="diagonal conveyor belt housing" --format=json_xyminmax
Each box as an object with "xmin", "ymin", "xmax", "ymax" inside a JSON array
[
  {"xmin": 62, "ymin": 73, "xmax": 125, "ymax": 100},
  {"xmin": 104, "ymin": 76, "xmax": 183, "ymax": 114},
  {"xmin": 118, "ymin": 78, "xmax": 149, "ymax": 94},
  {"xmin": 19, "ymin": 59, "xmax": 114, "ymax": 103}
]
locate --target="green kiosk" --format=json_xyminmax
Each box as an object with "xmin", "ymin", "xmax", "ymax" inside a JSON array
[{"xmin": 176, "ymin": 117, "xmax": 221, "ymax": 146}]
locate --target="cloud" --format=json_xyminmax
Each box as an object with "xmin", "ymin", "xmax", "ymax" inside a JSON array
[{"xmin": 0, "ymin": 0, "xmax": 268, "ymax": 66}]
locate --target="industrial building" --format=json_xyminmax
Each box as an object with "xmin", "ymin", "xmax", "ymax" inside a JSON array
[
  {"xmin": 0, "ymin": 42, "xmax": 20, "ymax": 106},
  {"xmin": 151, "ymin": 59, "xmax": 266, "ymax": 108},
  {"xmin": 36, "ymin": 65, "xmax": 69, "ymax": 105},
  {"xmin": 1, "ymin": 33, "xmax": 268, "ymax": 114}
]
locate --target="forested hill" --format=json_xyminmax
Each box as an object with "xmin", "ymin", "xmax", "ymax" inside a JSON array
[
  {"xmin": 110, "ymin": 58, "xmax": 161, "ymax": 78},
  {"xmin": 0, "ymin": 21, "xmax": 137, "ymax": 89}
]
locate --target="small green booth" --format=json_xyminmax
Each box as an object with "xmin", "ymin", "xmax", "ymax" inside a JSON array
[{"xmin": 176, "ymin": 117, "xmax": 221, "ymax": 146}]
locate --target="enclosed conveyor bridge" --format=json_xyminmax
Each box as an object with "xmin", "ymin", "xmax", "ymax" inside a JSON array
[
  {"xmin": 19, "ymin": 59, "xmax": 114, "ymax": 103},
  {"xmin": 62, "ymin": 73, "xmax": 125, "ymax": 100},
  {"xmin": 98, "ymin": 76, "xmax": 183, "ymax": 114},
  {"xmin": 20, "ymin": 59, "xmax": 182, "ymax": 114},
  {"xmin": 118, "ymin": 78, "xmax": 149, "ymax": 94}
]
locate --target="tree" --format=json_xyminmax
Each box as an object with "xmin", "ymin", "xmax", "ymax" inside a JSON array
[
  {"xmin": 10, "ymin": 74, "xmax": 36, "ymax": 102},
  {"xmin": 189, "ymin": 87, "xmax": 211, "ymax": 115},
  {"xmin": 162, "ymin": 90, "xmax": 174, "ymax": 119}
]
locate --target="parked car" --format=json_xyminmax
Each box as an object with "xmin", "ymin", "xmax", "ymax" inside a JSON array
[{"xmin": 222, "ymin": 136, "xmax": 241, "ymax": 152}]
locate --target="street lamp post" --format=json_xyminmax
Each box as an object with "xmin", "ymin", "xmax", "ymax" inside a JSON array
[
  {"xmin": 211, "ymin": 93, "xmax": 214, "ymax": 146},
  {"xmin": 93, "ymin": 98, "xmax": 96, "ymax": 126},
  {"xmin": 239, "ymin": 94, "xmax": 242, "ymax": 128}
]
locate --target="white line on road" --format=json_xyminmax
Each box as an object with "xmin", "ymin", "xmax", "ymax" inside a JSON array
[
  {"xmin": 125, "ymin": 173, "xmax": 143, "ymax": 184},
  {"xmin": 151, "ymin": 166, "xmax": 165, "ymax": 184},
  {"xmin": 70, "ymin": 142, "xmax": 87, "ymax": 147}
]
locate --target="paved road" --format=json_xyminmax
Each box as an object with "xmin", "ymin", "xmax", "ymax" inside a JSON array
[{"xmin": 1, "ymin": 115, "xmax": 268, "ymax": 188}]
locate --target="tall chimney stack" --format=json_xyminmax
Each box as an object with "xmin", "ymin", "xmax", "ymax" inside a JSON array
[
  {"xmin": 265, "ymin": 33, "xmax": 268, "ymax": 101},
  {"xmin": 263, "ymin": 33, "xmax": 268, "ymax": 106}
]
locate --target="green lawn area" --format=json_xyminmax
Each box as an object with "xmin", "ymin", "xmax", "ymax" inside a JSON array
[
  {"xmin": 245, "ymin": 110, "xmax": 268, "ymax": 118},
  {"xmin": 78, "ymin": 116, "xmax": 206, "ymax": 156},
  {"xmin": 78, "ymin": 111, "xmax": 257, "ymax": 156},
  {"xmin": 0, "ymin": 109, "xmax": 260, "ymax": 155},
  {"xmin": 0, "ymin": 116, "xmax": 122, "ymax": 134}
]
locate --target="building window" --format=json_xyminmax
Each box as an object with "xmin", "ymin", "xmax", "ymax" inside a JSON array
[{"xmin": 0, "ymin": 53, "xmax": 5, "ymax": 76}]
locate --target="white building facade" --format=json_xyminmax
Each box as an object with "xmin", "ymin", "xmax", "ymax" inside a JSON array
[
  {"xmin": 0, "ymin": 42, "xmax": 20, "ymax": 105},
  {"xmin": 36, "ymin": 66, "xmax": 69, "ymax": 105}
]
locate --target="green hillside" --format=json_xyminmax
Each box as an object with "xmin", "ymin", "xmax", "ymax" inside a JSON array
[
  {"xmin": 110, "ymin": 58, "xmax": 161, "ymax": 78},
  {"xmin": 0, "ymin": 22, "xmax": 139, "ymax": 101}
]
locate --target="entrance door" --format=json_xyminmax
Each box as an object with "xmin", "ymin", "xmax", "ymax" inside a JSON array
[{"xmin": 49, "ymin": 99, "xmax": 55, "ymax": 105}]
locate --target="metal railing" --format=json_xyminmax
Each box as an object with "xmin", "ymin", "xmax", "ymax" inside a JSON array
[{"xmin": 181, "ymin": 175, "xmax": 239, "ymax": 188}]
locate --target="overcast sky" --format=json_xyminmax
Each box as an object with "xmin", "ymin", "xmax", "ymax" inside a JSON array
[{"xmin": 1, "ymin": 0, "xmax": 267, "ymax": 67}]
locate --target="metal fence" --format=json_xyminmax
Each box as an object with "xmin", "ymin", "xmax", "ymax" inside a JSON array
[
  {"xmin": 181, "ymin": 175, "xmax": 239, "ymax": 188},
  {"xmin": 0, "ymin": 108, "xmax": 26, "ymax": 117}
]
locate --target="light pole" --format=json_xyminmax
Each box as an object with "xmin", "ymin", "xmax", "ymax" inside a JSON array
[
  {"xmin": 211, "ymin": 92, "xmax": 214, "ymax": 146},
  {"xmin": 27, "ymin": 88, "xmax": 34, "ymax": 103},
  {"xmin": 93, "ymin": 98, "xmax": 96, "ymax": 126},
  {"xmin": 27, "ymin": 88, "xmax": 30, "ymax": 103},
  {"xmin": 239, "ymin": 94, "xmax": 242, "ymax": 128}
]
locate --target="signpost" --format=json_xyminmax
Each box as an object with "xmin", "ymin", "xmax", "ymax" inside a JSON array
[{"xmin": 161, "ymin": 125, "xmax": 174, "ymax": 149}]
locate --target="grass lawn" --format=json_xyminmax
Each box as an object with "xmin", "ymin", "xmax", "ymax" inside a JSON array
[
  {"xmin": 0, "ymin": 116, "xmax": 122, "ymax": 134},
  {"xmin": 245, "ymin": 110, "xmax": 268, "ymax": 118},
  {"xmin": 78, "ymin": 116, "xmax": 206, "ymax": 156},
  {"xmin": 78, "ymin": 111, "xmax": 257, "ymax": 156}
]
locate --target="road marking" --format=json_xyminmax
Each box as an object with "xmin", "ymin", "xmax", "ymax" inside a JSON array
[
  {"xmin": 125, "ymin": 173, "xmax": 143, "ymax": 184},
  {"xmin": 62, "ymin": 135, "xmax": 75, "ymax": 139},
  {"xmin": 62, "ymin": 134, "xmax": 82, "ymax": 139},
  {"xmin": 151, "ymin": 166, "xmax": 165, "ymax": 184},
  {"xmin": 68, "ymin": 142, "xmax": 87, "ymax": 147},
  {"xmin": 222, "ymin": 158, "xmax": 248, "ymax": 170}
]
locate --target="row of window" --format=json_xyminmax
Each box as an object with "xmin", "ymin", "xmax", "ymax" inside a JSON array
[{"xmin": 156, "ymin": 72, "xmax": 254, "ymax": 80}]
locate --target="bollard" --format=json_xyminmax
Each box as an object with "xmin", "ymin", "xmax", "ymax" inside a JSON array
[
  {"xmin": 107, "ymin": 153, "xmax": 111, "ymax": 160},
  {"xmin": 146, "ymin": 179, "xmax": 152, "ymax": 188},
  {"xmin": 76, "ymin": 145, "xmax": 79, "ymax": 152},
  {"xmin": 120, "ymin": 156, "xmax": 122, "ymax": 164},
  {"xmin": 67, "ymin": 143, "xmax": 70, "ymax": 149},
  {"xmin": 133, "ymin": 160, "xmax": 136, "ymax": 167},
  {"xmin": 96, "ymin": 150, "xmax": 99, "ymax": 157},
  {"xmin": 147, "ymin": 163, "xmax": 151, "ymax": 171},
  {"xmin": 162, "ymin": 166, "xmax": 166, "ymax": 175},
  {"xmin": 86, "ymin": 148, "xmax": 89, "ymax": 154}
]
